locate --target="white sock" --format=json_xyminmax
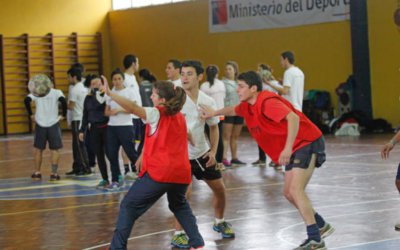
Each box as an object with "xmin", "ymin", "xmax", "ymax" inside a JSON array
[
  {"xmin": 215, "ymin": 218, "xmax": 224, "ymax": 224},
  {"xmin": 174, "ymin": 230, "xmax": 184, "ymax": 235}
]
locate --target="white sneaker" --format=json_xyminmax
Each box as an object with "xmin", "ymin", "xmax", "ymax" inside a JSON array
[{"xmin": 124, "ymin": 172, "xmax": 138, "ymax": 181}]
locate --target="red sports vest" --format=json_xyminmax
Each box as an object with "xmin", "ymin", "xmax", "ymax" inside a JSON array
[
  {"xmin": 236, "ymin": 91, "xmax": 322, "ymax": 163},
  {"xmin": 140, "ymin": 106, "xmax": 191, "ymax": 184}
]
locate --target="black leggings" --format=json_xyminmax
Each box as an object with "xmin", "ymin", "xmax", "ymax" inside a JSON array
[{"xmin": 90, "ymin": 125, "xmax": 108, "ymax": 181}]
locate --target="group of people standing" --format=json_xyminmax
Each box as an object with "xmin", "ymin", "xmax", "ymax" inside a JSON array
[{"xmin": 25, "ymin": 51, "xmax": 335, "ymax": 250}]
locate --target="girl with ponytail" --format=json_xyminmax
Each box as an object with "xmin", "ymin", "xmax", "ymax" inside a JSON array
[{"xmin": 101, "ymin": 77, "xmax": 204, "ymax": 250}]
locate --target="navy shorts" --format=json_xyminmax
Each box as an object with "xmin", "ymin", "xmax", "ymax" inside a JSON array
[
  {"xmin": 285, "ymin": 136, "xmax": 326, "ymax": 171},
  {"xmin": 224, "ymin": 116, "xmax": 244, "ymax": 125},
  {"xmin": 396, "ymin": 163, "xmax": 400, "ymax": 180},
  {"xmin": 190, "ymin": 154, "xmax": 222, "ymax": 181},
  {"xmin": 34, "ymin": 122, "xmax": 63, "ymax": 150}
]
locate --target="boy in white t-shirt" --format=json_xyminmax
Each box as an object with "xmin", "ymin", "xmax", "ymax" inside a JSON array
[
  {"xmin": 24, "ymin": 74, "xmax": 67, "ymax": 181},
  {"xmin": 170, "ymin": 60, "xmax": 235, "ymax": 249},
  {"xmin": 122, "ymin": 55, "xmax": 143, "ymax": 176},
  {"xmin": 166, "ymin": 59, "xmax": 182, "ymax": 87},
  {"xmin": 66, "ymin": 67, "xmax": 90, "ymax": 176},
  {"xmin": 280, "ymin": 51, "xmax": 305, "ymax": 112}
]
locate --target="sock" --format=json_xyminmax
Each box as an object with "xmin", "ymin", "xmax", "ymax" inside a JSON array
[
  {"xmin": 215, "ymin": 218, "xmax": 224, "ymax": 224},
  {"xmin": 124, "ymin": 164, "xmax": 130, "ymax": 174},
  {"xmin": 51, "ymin": 164, "xmax": 58, "ymax": 174},
  {"xmin": 174, "ymin": 230, "xmax": 184, "ymax": 235},
  {"xmin": 314, "ymin": 213, "xmax": 326, "ymax": 228},
  {"xmin": 306, "ymin": 224, "xmax": 321, "ymax": 242}
]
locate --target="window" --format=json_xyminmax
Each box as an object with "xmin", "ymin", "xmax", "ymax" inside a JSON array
[{"xmin": 113, "ymin": 0, "xmax": 190, "ymax": 10}]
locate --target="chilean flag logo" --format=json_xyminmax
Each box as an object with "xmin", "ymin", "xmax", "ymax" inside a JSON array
[{"xmin": 211, "ymin": 0, "xmax": 228, "ymax": 25}]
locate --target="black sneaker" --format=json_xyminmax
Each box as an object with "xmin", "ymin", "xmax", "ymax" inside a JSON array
[
  {"xmin": 31, "ymin": 172, "xmax": 42, "ymax": 181},
  {"xmin": 65, "ymin": 170, "xmax": 77, "ymax": 176},
  {"xmin": 230, "ymin": 159, "xmax": 246, "ymax": 165},
  {"xmin": 395, "ymin": 223, "xmax": 400, "ymax": 231},
  {"xmin": 49, "ymin": 173, "xmax": 61, "ymax": 181},
  {"xmin": 293, "ymin": 239, "xmax": 326, "ymax": 250}
]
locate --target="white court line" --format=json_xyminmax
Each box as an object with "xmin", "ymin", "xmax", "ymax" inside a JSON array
[
  {"xmin": 84, "ymin": 197, "xmax": 400, "ymax": 250},
  {"xmin": 276, "ymin": 207, "xmax": 400, "ymax": 247},
  {"xmin": 329, "ymin": 149, "xmax": 400, "ymax": 159},
  {"xmin": 330, "ymin": 237, "xmax": 400, "ymax": 249}
]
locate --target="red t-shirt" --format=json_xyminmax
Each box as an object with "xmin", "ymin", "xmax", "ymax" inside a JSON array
[
  {"xmin": 235, "ymin": 91, "xmax": 322, "ymax": 163},
  {"xmin": 140, "ymin": 106, "xmax": 191, "ymax": 184}
]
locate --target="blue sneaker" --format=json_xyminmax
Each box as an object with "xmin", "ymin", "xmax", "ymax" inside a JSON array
[
  {"xmin": 106, "ymin": 182, "xmax": 120, "ymax": 191},
  {"xmin": 171, "ymin": 233, "xmax": 190, "ymax": 249},
  {"xmin": 96, "ymin": 180, "xmax": 109, "ymax": 189},
  {"xmin": 213, "ymin": 221, "xmax": 235, "ymax": 238}
]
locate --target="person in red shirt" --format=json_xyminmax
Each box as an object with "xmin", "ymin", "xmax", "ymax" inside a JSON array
[
  {"xmin": 200, "ymin": 71, "xmax": 334, "ymax": 250},
  {"xmin": 101, "ymin": 77, "xmax": 204, "ymax": 250}
]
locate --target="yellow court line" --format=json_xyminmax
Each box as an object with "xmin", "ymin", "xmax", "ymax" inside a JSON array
[{"xmin": 0, "ymin": 201, "xmax": 118, "ymax": 217}]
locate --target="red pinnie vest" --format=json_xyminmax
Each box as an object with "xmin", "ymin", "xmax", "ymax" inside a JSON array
[{"xmin": 140, "ymin": 106, "xmax": 191, "ymax": 184}]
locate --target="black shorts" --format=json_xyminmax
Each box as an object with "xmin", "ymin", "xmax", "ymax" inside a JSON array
[
  {"xmin": 34, "ymin": 123, "xmax": 63, "ymax": 150},
  {"xmin": 190, "ymin": 154, "xmax": 222, "ymax": 181},
  {"xmin": 285, "ymin": 136, "xmax": 326, "ymax": 171},
  {"xmin": 224, "ymin": 116, "xmax": 244, "ymax": 125}
]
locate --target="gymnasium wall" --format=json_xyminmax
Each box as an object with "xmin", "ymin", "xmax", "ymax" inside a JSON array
[
  {"xmin": 0, "ymin": 0, "xmax": 112, "ymax": 134},
  {"xmin": 108, "ymin": 0, "xmax": 353, "ymax": 117},
  {"xmin": 109, "ymin": 0, "xmax": 400, "ymax": 128},
  {"xmin": 368, "ymin": 0, "xmax": 400, "ymax": 127}
]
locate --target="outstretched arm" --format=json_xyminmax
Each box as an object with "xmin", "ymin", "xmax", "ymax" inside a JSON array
[
  {"xmin": 101, "ymin": 76, "xmax": 146, "ymax": 120},
  {"xmin": 199, "ymin": 104, "xmax": 237, "ymax": 119},
  {"xmin": 381, "ymin": 131, "xmax": 400, "ymax": 159}
]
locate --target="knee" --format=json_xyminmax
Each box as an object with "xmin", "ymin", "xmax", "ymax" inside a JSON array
[{"xmin": 283, "ymin": 188, "xmax": 293, "ymax": 202}]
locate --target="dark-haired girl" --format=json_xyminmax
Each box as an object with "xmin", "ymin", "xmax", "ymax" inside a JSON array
[
  {"xmin": 102, "ymin": 78, "xmax": 204, "ymax": 250},
  {"xmin": 105, "ymin": 69, "xmax": 138, "ymax": 190}
]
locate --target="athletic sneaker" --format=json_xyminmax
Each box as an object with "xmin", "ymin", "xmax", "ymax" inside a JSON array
[
  {"xmin": 171, "ymin": 233, "xmax": 190, "ymax": 249},
  {"xmin": 106, "ymin": 182, "xmax": 120, "ymax": 191},
  {"xmin": 31, "ymin": 172, "xmax": 42, "ymax": 181},
  {"xmin": 213, "ymin": 221, "xmax": 235, "ymax": 238},
  {"xmin": 96, "ymin": 180, "xmax": 109, "ymax": 189},
  {"xmin": 65, "ymin": 170, "xmax": 77, "ymax": 176},
  {"xmin": 222, "ymin": 159, "xmax": 231, "ymax": 167},
  {"xmin": 395, "ymin": 223, "xmax": 400, "ymax": 231},
  {"xmin": 252, "ymin": 159, "xmax": 266, "ymax": 165},
  {"xmin": 293, "ymin": 239, "xmax": 326, "ymax": 250},
  {"xmin": 320, "ymin": 222, "xmax": 335, "ymax": 238},
  {"xmin": 230, "ymin": 159, "xmax": 246, "ymax": 165},
  {"xmin": 118, "ymin": 174, "xmax": 124, "ymax": 187},
  {"xmin": 124, "ymin": 172, "xmax": 137, "ymax": 181},
  {"xmin": 49, "ymin": 173, "xmax": 61, "ymax": 181}
]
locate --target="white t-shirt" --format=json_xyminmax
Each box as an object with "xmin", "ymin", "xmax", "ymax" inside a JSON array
[
  {"xmin": 200, "ymin": 78, "xmax": 226, "ymax": 110},
  {"xmin": 106, "ymin": 88, "xmax": 136, "ymax": 126},
  {"xmin": 143, "ymin": 107, "xmax": 160, "ymax": 135},
  {"xmin": 28, "ymin": 89, "xmax": 64, "ymax": 127},
  {"xmin": 69, "ymin": 81, "xmax": 88, "ymax": 121},
  {"xmin": 282, "ymin": 66, "xmax": 304, "ymax": 111},
  {"xmin": 171, "ymin": 78, "xmax": 182, "ymax": 87},
  {"xmin": 124, "ymin": 73, "xmax": 142, "ymax": 118},
  {"xmin": 262, "ymin": 79, "xmax": 281, "ymax": 94},
  {"xmin": 66, "ymin": 84, "xmax": 74, "ymax": 126},
  {"xmin": 181, "ymin": 91, "xmax": 219, "ymax": 159}
]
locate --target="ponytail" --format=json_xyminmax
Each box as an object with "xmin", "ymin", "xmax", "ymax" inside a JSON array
[{"xmin": 206, "ymin": 65, "xmax": 219, "ymax": 87}]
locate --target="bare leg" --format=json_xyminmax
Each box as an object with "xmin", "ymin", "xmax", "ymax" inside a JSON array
[
  {"xmin": 230, "ymin": 124, "xmax": 243, "ymax": 160},
  {"xmin": 222, "ymin": 123, "xmax": 233, "ymax": 161},
  {"xmin": 34, "ymin": 148, "xmax": 43, "ymax": 172}
]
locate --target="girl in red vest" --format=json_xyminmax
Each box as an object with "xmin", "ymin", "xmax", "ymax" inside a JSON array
[
  {"xmin": 200, "ymin": 71, "xmax": 334, "ymax": 250},
  {"xmin": 101, "ymin": 77, "xmax": 204, "ymax": 250}
]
